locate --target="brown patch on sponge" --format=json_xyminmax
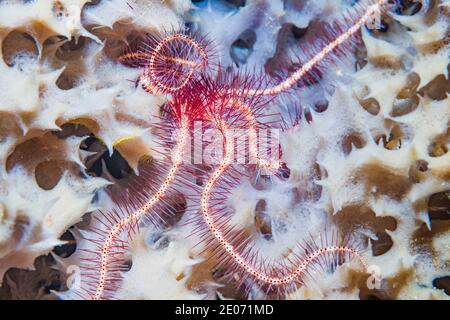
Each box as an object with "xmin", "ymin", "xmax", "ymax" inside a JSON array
[
  {"xmin": 341, "ymin": 131, "xmax": 366, "ymax": 155},
  {"xmin": 350, "ymin": 266, "xmax": 416, "ymax": 300},
  {"xmin": 428, "ymin": 190, "xmax": 450, "ymax": 221},
  {"xmin": 6, "ymin": 132, "xmax": 66, "ymax": 172},
  {"xmin": 0, "ymin": 255, "xmax": 64, "ymax": 299},
  {"xmin": 384, "ymin": 267, "xmax": 416, "ymax": 299},
  {"xmin": 414, "ymin": 190, "xmax": 450, "ymax": 222},
  {"xmin": 428, "ymin": 129, "xmax": 449, "ymax": 158},
  {"xmin": 6, "ymin": 130, "xmax": 82, "ymax": 190},
  {"xmin": 419, "ymin": 74, "xmax": 450, "ymax": 101},
  {"xmin": 412, "ymin": 220, "xmax": 450, "ymax": 259},
  {"xmin": 358, "ymin": 97, "xmax": 380, "ymax": 115},
  {"xmin": 333, "ymin": 205, "xmax": 397, "ymax": 256},
  {"xmin": 355, "ymin": 163, "xmax": 412, "ymax": 201},
  {"xmin": 185, "ymin": 256, "xmax": 248, "ymax": 300},
  {"xmin": 408, "ymin": 159, "xmax": 429, "ymax": 184},
  {"xmin": 35, "ymin": 160, "xmax": 76, "ymax": 190},
  {"xmin": 344, "ymin": 268, "xmax": 392, "ymax": 300},
  {"xmin": 1, "ymin": 31, "xmax": 38, "ymax": 66},
  {"xmin": 185, "ymin": 257, "xmax": 215, "ymax": 292},
  {"xmin": 0, "ymin": 112, "xmax": 23, "ymax": 141}
]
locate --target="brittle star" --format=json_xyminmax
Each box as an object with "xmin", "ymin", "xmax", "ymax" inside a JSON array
[{"xmin": 80, "ymin": 0, "xmax": 389, "ymax": 299}]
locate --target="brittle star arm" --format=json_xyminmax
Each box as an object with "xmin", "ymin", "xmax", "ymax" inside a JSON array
[
  {"xmin": 234, "ymin": 99, "xmax": 283, "ymax": 171},
  {"xmin": 117, "ymin": 52, "xmax": 153, "ymax": 64},
  {"xmin": 201, "ymin": 120, "xmax": 368, "ymax": 287},
  {"xmin": 242, "ymin": 0, "xmax": 389, "ymax": 96},
  {"xmin": 92, "ymin": 117, "xmax": 189, "ymax": 300}
]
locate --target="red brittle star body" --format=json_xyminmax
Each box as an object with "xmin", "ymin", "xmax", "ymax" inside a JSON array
[
  {"xmin": 92, "ymin": 117, "xmax": 189, "ymax": 300},
  {"xmin": 83, "ymin": 0, "xmax": 392, "ymax": 299},
  {"xmin": 200, "ymin": 120, "xmax": 368, "ymax": 288},
  {"xmin": 90, "ymin": 105, "xmax": 280, "ymax": 299}
]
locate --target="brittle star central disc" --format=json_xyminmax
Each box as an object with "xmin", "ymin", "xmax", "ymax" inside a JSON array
[{"xmin": 144, "ymin": 34, "xmax": 208, "ymax": 93}]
